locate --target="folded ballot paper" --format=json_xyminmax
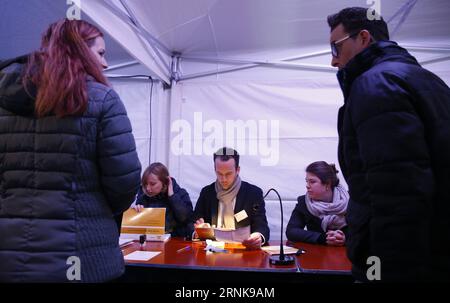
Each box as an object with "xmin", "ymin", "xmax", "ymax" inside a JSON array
[{"xmin": 120, "ymin": 208, "xmax": 170, "ymax": 242}]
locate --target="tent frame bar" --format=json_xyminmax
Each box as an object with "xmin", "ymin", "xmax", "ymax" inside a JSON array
[
  {"xmin": 419, "ymin": 55, "xmax": 450, "ymax": 66},
  {"xmin": 178, "ymin": 50, "xmax": 335, "ymax": 81},
  {"xmin": 108, "ymin": 0, "xmax": 172, "ymax": 57},
  {"xmin": 105, "ymin": 60, "xmax": 140, "ymax": 72},
  {"xmin": 179, "ymin": 62, "xmax": 335, "ymax": 81},
  {"xmin": 100, "ymin": 0, "xmax": 171, "ymax": 78},
  {"xmin": 92, "ymin": 0, "xmax": 450, "ymax": 82},
  {"xmin": 401, "ymin": 45, "xmax": 450, "ymax": 53},
  {"xmin": 181, "ymin": 49, "xmax": 331, "ymax": 65}
]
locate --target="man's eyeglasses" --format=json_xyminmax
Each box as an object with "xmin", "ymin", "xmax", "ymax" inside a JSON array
[{"xmin": 330, "ymin": 32, "xmax": 359, "ymax": 58}]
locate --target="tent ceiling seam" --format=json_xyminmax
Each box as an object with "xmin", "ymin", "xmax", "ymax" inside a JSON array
[
  {"xmin": 116, "ymin": 0, "xmax": 171, "ymax": 73},
  {"xmin": 388, "ymin": 0, "xmax": 419, "ymax": 37},
  {"xmin": 115, "ymin": 0, "xmax": 172, "ymax": 56},
  {"xmin": 83, "ymin": 0, "xmax": 170, "ymax": 83},
  {"xmin": 206, "ymin": 13, "xmax": 220, "ymax": 80},
  {"xmin": 157, "ymin": 14, "xmax": 208, "ymax": 38},
  {"xmin": 105, "ymin": 60, "xmax": 140, "ymax": 72}
]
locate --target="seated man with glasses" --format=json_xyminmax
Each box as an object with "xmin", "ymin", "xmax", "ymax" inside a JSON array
[{"xmin": 327, "ymin": 7, "xmax": 450, "ymax": 282}]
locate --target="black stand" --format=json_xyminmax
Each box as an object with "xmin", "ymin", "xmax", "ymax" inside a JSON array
[{"xmin": 264, "ymin": 188, "xmax": 295, "ymax": 265}]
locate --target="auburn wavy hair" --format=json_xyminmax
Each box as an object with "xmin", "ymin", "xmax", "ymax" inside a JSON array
[
  {"xmin": 141, "ymin": 163, "xmax": 170, "ymax": 196},
  {"xmin": 24, "ymin": 19, "xmax": 108, "ymax": 118}
]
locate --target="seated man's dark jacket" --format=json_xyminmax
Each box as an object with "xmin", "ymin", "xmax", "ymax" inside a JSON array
[
  {"xmin": 286, "ymin": 195, "xmax": 348, "ymax": 244},
  {"xmin": 337, "ymin": 41, "xmax": 450, "ymax": 282},
  {"xmin": 194, "ymin": 181, "xmax": 270, "ymax": 242},
  {"xmin": 135, "ymin": 177, "xmax": 194, "ymax": 237}
]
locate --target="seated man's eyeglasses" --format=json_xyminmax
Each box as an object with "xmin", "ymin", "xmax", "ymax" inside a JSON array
[{"xmin": 330, "ymin": 31, "xmax": 360, "ymax": 58}]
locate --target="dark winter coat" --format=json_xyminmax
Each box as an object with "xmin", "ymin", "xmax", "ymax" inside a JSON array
[
  {"xmin": 0, "ymin": 56, "xmax": 142, "ymax": 282},
  {"xmin": 337, "ymin": 41, "xmax": 450, "ymax": 282}
]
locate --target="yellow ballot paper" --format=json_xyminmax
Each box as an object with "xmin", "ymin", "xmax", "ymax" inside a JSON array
[{"xmin": 121, "ymin": 208, "xmax": 166, "ymax": 236}]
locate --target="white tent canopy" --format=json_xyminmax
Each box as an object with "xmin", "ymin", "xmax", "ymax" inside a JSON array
[
  {"xmin": 79, "ymin": 0, "xmax": 450, "ymax": 83},
  {"xmin": 3, "ymin": 0, "xmax": 450, "ymax": 239}
]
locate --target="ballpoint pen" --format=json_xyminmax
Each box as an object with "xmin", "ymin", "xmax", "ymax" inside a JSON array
[
  {"xmin": 296, "ymin": 248, "xmax": 306, "ymax": 256},
  {"xmin": 177, "ymin": 245, "xmax": 192, "ymax": 253}
]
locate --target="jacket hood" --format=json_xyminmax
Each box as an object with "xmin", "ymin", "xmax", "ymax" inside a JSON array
[
  {"xmin": 0, "ymin": 55, "xmax": 36, "ymax": 116},
  {"xmin": 337, "ymin": 41, "xmax": 421, "ymax": 99}
]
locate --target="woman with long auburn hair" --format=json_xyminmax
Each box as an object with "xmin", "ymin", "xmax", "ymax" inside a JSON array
[{"xmin": 0, "ymin": 19, "xmax": 141, "ymax": 282}]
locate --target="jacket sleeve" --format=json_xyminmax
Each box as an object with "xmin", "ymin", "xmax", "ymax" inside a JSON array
[
  {"xmin": 168, "ymin": 187, "xmax": 194, "ymax": 224},
  {"xmin": 135, "ymin": 187, "xmax": 147, "ymax": 206},
  {"xmin": 286, "ymin": 201, "xmax": 324, "ymax": 244},
  {"xmin": 349, "ymin": 72, "xmax": 434, "ymax": 281},
  {"xmin": 250, "ymin": 187, "xmax": 270, "ymax": 243},
  {"xmin": 97, "ymin": 89, "xmax": 142, "ymax": 215},
  {"xmin": 193, "ymin": 187, "xmax": 208, "ymax": 223}
]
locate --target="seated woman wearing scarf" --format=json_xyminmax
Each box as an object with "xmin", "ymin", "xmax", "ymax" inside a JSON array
[{"xmin": 286, "ymin": 161, "xmax": 349, "ymax": 246}]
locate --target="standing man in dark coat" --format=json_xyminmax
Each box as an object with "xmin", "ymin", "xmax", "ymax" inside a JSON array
[{"xmin": 327, "ymin": 7, "xmax": 450, "ymax": 282}]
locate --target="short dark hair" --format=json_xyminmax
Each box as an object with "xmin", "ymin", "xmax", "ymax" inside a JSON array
[
  {"xmin": 327, "ymin": 7, "xmax": 389, "ymax": 41},
  {"xmin": 306, "ymin": 161, "xmax": 340, "ymax": 188},
  {"xmin": 213, "ymin": 147, "xmax": 239, "ymax": 169}
]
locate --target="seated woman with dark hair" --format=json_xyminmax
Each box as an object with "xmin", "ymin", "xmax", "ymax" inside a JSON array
[
  {"xmin": 286, "ymin": 161, "xmax": 349, "ymax": 246},
  {"xmin": 132, "ymin": 163, "xmax": 194, "ymax": 238}
]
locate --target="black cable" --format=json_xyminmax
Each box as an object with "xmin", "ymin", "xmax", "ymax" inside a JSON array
[
  {"xmin": 107, "ymin": 75, "xmax": 153, "ymax": 79},
  {"xmin": 148, "ymin": 77, "xmax": 154, "ymax": 166}
]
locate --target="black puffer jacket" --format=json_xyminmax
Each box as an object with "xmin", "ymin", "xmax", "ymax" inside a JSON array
[
  {"xmin": 0, "ymin": 56, "xmax": 142, "ymax": 282},
  {"xmin": 337, "ymin": 41, "xmax": 450, "ymax": 282}
]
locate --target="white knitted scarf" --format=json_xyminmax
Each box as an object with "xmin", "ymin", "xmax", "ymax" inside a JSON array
[
  {"xmin": 305, "ymin": 184, "xmax": 349, "ymax": 232},
  {"xmin": 215, "ymin": 175, "xmax": 242, "ymax": 229}
]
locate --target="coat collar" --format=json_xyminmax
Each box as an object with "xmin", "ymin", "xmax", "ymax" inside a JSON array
[{"xmin": 336, "ymin": 40, "xmax": 419, "ymax": 100}]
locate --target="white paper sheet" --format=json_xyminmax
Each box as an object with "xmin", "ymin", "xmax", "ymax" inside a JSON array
[
  {"xmin": 214, "ymin": 225, "xmax": 250, "ymax": 243},
  {"xmin": 124, "ymin": 251, "xmax": 161, "ymax": 261}
]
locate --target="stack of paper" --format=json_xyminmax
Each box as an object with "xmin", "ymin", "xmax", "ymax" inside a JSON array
[
  {"xmin": 121, "ymin": 208, "xmax": 166, "ymax": 236},
  {"xmin": 214, "ymin": 226, "xmax": 250, "ymax": 243}
]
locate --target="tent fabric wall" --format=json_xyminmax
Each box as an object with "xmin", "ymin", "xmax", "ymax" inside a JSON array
[
  {"xmin": 94, "ymin": 0, "xmax": 450, "ymax": 241},
  {"xmin": 110, "ymin": 53, "xmax": 449, "ymax": 241},
  {"xmin": 110, "ymin": 78, "xmax": 170, "ymax": 171},
  {"xmin": 167, "ymin": 76, "xmax": 346, "ymax": 240}
]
